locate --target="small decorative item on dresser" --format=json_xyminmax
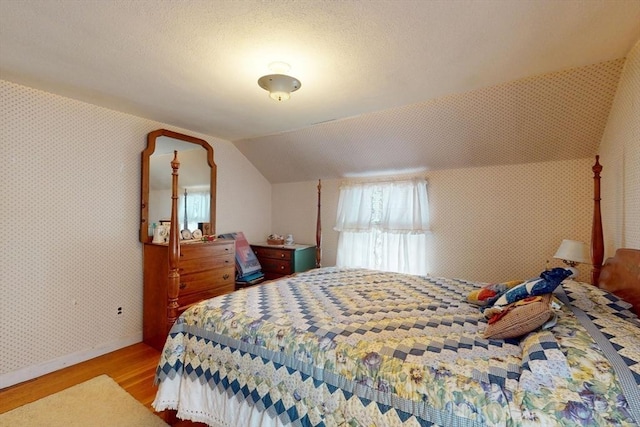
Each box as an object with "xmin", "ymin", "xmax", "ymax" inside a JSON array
[
  {"xmin": 198, "ymin": 222, "xmax": 211, "ymax": 235},
  {"xmin": 267, "ymin": 233, "xmax": 285, "ymax": 245},
  {"xmin": 152, "ymin": 224, "xmax": 169, "ymax": 244}
]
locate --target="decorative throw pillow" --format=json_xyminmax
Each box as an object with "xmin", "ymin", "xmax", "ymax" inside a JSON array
[
  {"xmin": 467, "ymin": 280, "xmax": 523, "ymax": 306},
  {"xmin": 489, "ymin": 268, "xmax": 571, "ymax": 311},
  {"xmin": 484, "ymin": 294, "xmax": 554, "ymax": 339}
]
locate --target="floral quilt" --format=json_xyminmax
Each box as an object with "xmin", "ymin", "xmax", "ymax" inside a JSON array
[{"xmin": 154, "ymin": 268, "xmax": 639, "ymax": 426}]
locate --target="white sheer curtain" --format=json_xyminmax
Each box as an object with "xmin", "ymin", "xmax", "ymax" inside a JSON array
[
  {"xmin": 178, "ymin": 188, "xmax": 210, "ymax": 231},
  {"xmin": 334, "ymin": 178, "xmax": 431, "ymax": 275}
]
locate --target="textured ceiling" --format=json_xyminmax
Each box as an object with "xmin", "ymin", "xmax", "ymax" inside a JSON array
[
  {"xmin": 237, "ymin": 59, "xmax": 625, "ymax": 182},
  {"xmin": 1, "ymin": 1, "xmax": 639, "ymax": 183}
]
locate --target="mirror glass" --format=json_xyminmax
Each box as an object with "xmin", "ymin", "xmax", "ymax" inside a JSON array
[{"xmin": 140, "ymin": 130, "xmax": 216, "ymax": 242}]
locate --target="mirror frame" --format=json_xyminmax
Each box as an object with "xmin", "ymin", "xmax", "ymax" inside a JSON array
[{"xmin": 140, "ymin": 129, "xmax": 217, "ymax": 243}]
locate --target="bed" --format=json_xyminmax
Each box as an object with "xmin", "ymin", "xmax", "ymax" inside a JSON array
[{"xmin": 152, "ymin": 157, "xmax": 640, "ymax": 426}]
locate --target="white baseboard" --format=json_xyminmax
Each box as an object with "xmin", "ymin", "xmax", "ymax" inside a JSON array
[{"xmin": 0, "ymin": 333, "xmax": 143, "ymax": 389}]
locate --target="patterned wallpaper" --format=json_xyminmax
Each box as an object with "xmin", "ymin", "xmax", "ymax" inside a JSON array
[
  {"xmin": 273, "ymin": 40, "xmax": 640, "ymax": 283},
  {"xmin": 1, "ymin": 38, "xmax": 637, "ymax": 387},
  {"xmin": 274, "ymin": 157, "xmax": 594, "ymax": 284},
  {"xmin": 237, "ymin": 58, "xmax": 624, "ymax": 183},
  {"xmin": 0, "ymin": 82, "xmax": 148, "ymax": 384},
  {"xmin": 599, "ymin": 39, "xmax": 640, "ymax": 253},
  {"xmin": 425, "ymin": 158, "xmax": 595, "ymax": 282},
  {"xmin": 0, "ymin": 80, "xmax": 271, "ymax": 387}
]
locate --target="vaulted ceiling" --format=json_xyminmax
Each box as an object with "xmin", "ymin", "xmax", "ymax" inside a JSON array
[{"xmin": 1, "ymin": 1, "xmax": 639, "ymax": 183}]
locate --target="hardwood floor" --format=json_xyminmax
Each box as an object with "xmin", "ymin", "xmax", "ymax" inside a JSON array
[{"xmin": 0, "ymin": 342, "xmax": 204, "ymax": 426}]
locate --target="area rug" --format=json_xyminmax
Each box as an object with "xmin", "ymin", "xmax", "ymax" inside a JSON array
[{"xmin": 0, "ymin": 375, "xmax": 169, "ymax": 426}]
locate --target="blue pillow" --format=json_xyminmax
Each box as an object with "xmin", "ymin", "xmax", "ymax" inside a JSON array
[{"xmin": 490, "ymin": 268, "xmax": 571, "ymax": 309}]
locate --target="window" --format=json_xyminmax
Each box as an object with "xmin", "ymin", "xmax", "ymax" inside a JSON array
[
  {"xmin": 178, "ymin": 187, "xmax": 209, "ymax": 231},
  {"xmin": 334, "ymin": 178, "xmax": 431, "ymax": 275}
]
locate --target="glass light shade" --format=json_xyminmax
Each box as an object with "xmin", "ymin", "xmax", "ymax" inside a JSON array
[
  {"xmin": 269, "ymin": 91, "xmax": 290, "ymax": 101},
  {"xmin": 553, "ymin": 239, "xmax": 590, "ymax": 264},
  {"xmin": 258, "ymin": 74, "xmax": 301, "ymax": 102}
]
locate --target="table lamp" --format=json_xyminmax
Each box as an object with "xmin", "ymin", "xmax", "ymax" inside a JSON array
[{"xmin": 553, "ymin": 239, "xmax": 590, "ymax": 279}]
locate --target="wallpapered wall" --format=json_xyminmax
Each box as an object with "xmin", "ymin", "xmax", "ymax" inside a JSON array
[
  {"xmin": 0, "ymin": 80, "xmax": 271, "ymax": 387},
  {"xmin": 272, "ymin": 40, "xmax": 640, "ymax": 282},
  {"xmin": 599, "ymin": 39, "xmax": 640, "ymax": 253},
  {"xmin": 273, "ymin": 157, "xmax": 594, "ymax": 283},
  {"xmin": 1, "ymin": 38, "xmax": 637, "ymax": 388}
]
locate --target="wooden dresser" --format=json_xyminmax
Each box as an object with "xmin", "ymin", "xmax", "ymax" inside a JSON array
[
  {"xmin": 251, "ymin": 243, "xmax": 316, "ymax": 281},
  {"xmin": 143, "ymin": 239, "xmax": 235, "ymax": 350}
]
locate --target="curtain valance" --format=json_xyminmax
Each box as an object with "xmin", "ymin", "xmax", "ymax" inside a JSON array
[{"xmin": 334, "ymin": 178, "xmax": 430, "ymax": 233}]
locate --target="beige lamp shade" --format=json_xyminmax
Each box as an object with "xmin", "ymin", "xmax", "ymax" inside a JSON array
[{"xmin": 554, "ymin": 239, "xmax": 590, "ymax": 266}]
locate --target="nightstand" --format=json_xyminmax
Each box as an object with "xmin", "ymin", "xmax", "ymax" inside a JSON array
[{"xmin": 251, "ymin": 243, "xmax": 316, "ymax": 281}]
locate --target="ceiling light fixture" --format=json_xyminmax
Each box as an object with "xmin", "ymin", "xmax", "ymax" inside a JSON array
[{"xmin": 258, "ymin": 62, "xmax": 301, "ymax": 102}]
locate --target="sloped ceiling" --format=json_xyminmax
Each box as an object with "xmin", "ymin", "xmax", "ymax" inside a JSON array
[{"xmin": 1, "ymin": 1, "xmax": 639, "ymax": 183}]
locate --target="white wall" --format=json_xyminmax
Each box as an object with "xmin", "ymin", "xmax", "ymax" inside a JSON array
[
  {"xmin": 599, "ymin": 39, "xmax": 640, "ymax": 253},
  {"xmin": 0, "ymin": 80, "xmax": 271, "ymax": 387},
  {"xmin": 271, "ymin": 180, "xmax": 339, "ymax": 267}
]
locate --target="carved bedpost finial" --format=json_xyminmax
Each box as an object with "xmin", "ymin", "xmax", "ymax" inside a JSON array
[
  {"xmin": 171, "ymin": 150, "xmax": 180, "ymax": 173},
  {"xmin": 592, "ymin": 155, "xmax": 602, "ymax": 176},
  {"xmin": 591, "ymin": 155, "xmax": 604, "ymax": 286}
]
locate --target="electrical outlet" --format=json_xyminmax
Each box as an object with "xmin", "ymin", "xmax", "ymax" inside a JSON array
[{"xmin": 117, "ymin": 306, "xmax": 123, "ymax": 315}]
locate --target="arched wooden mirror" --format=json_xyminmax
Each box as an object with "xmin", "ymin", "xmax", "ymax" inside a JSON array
[{"xmin": 140, "ymin": 129, "xmax": 216, "ymax": 243}]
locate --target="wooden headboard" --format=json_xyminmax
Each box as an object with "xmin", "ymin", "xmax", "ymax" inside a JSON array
[
  {"xmin": 598, "ymin": 249, "xmax": 640, "ymax": 315},
  {"xmin": 589, "ymin": 156, "xmax": 640, "ymax": 315}
]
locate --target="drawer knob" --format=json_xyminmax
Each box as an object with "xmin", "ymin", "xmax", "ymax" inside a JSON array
[
  {"xmin": 280, "ymin": 254, "xmax": 285, "ymax": 258},
  {"xmin": 179, "ymin": 283, "xmax": 187, "ymax": 289},
  {"xmin": 280, "ymin": 265, "xmax": 285, "ymax": 270},
  {"xmin": 223, "ymin": 273, "xmax": 230, "ymax": 280}
]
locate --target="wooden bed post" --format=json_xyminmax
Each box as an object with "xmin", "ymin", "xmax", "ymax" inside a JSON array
[
  {"xmin": 316, "ymin": 179, "xmax": 322, "ymax": 268},
  {"xmin": 167, "ymin": 151, "xmax": 181, "ymax": 334},
  {"xmin": 591, "ymin": 155, "xmax": 604, "ymax": 286}
]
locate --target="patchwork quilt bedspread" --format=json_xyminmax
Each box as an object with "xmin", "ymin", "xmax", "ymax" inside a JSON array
[{"xmin": 154, "ymin": 267, "xmax": 640, "ymax": 426}]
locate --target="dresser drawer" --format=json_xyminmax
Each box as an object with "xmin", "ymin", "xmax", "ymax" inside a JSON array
[
  {"xmin": 179, "ymin": 252, "xmax": 234, "ymax": 274},
  {"xmin": 178, "ymin": 283, "xmax": 235, "ymax": 312},
  {"xmin": 180, "ymin": 241, "xmax": 234, "ymax": 259},
  {"xmin": 260, "ymin": 258, "xmax": 293, "ymax": 275},
  {"xmin": 259, "ymin": 258, "xmax": 293, "ymax": 275},
  {"xmin": 251, "ymin": 244, "xmax": 316, "ymax": 281},
  {"xmin": 252, "ymin": 246, "xmax": 292, "ymax": 261},
  {"xmin": 179, "ymin": 266, "xmax": 235, "ymax": 296}
]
